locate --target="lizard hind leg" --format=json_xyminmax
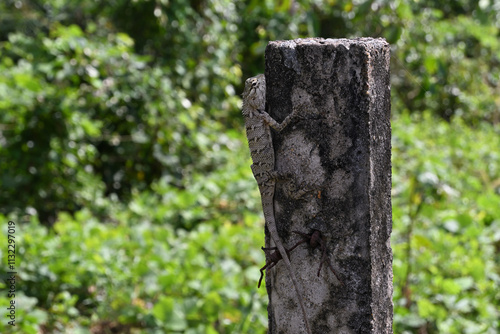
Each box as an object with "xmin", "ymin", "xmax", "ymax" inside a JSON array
[
  {"xmin": 322, "ymin": 256, "xmax": 345, "ymax": 286},
  {"xmin": 258, "ymin": 246, "xmax": 282, "ymax": 288},
  {"xmin": 259, "ymin": 261, "xmax": 278, "ymax": 288}
]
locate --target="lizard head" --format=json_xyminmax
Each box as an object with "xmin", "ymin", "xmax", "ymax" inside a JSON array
[{"xmin": 242, "ymin": 74, "xmax": 266, "ymax": 116}]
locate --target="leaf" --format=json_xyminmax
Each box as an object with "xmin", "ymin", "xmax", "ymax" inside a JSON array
[
  {"xmin": 441, "ymin": 279, "xmax": 461, "ymax": 294},
  {"xmin": 417, "ymin": 298, "xmax": 436, "ymax": 318},
  {"xmin": 443, "ymin": 219, "xmax": 459, "ymax": 233},
  {"xmin": 152, "ymin": 296, "xmax": 187, "ymax": 331}
]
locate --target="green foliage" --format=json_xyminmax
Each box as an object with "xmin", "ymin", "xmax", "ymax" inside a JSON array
[
  {"xmin": 0, "ymin": 209, "xmax": 267, "ymax": 333},
  {"xmin": 392, "ymin": 113, "xmax": 500, "ymax": 333},
  {"xmin": 391, "ymin": 8, "xmax": 500, "ymax": 124},
  {"xmin": 0, "ymin": 21, "xmax": 241, "ymax": 224},
  {"xmin": 0, "ymin": 0, "xmax": 499, "ymax": 332}
]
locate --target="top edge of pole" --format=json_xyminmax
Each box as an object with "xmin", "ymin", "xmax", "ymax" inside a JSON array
[{"xmin": 267, "ymin": 37, "xmax": 389, "ymax": 49}]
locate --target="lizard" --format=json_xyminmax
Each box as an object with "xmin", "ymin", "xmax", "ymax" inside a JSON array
[{"xmin": 242, "ymin": 74, "xmax": 312, "ymax": 334}]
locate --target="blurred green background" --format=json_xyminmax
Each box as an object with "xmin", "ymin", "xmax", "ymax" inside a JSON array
[{"xmin": 0, "ymin": 0, "xmax": 499, "ymax": 333}]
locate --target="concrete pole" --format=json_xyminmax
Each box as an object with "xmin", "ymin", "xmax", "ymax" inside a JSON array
[{"xmin": 263, "ymin": 38, "xmax": 393, "ymax": 333}]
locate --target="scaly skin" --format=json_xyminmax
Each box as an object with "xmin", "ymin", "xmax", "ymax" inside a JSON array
[{"xmin": 242, "ymin": 74, "xmax": 311, "ymax": 334}]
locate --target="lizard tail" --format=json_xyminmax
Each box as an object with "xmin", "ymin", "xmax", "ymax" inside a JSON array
[{"xmin": 263, "ymin": 202, "xmax": 312, "ymax": 334}]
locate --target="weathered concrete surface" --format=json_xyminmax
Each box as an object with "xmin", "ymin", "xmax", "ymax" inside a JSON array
[{"xmin": 263, "ymin": 38, "xmax": 392, "ymax": 333}]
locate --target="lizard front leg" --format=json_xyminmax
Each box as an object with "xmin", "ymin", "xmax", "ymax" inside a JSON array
[{"xmin": 255, "ymin": 106, "xmax": 300, "ymax": 133}]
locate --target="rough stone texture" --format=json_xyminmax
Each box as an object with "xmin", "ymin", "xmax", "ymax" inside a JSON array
[{"xmin": 263, "ymin": 38, "xmax": 392, "ymax": 333}]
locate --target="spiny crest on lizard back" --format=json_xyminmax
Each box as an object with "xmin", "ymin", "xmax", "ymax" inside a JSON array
[{"xmin": 242, "ymin": 74, "xmax": 266, "ymax": 116}]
